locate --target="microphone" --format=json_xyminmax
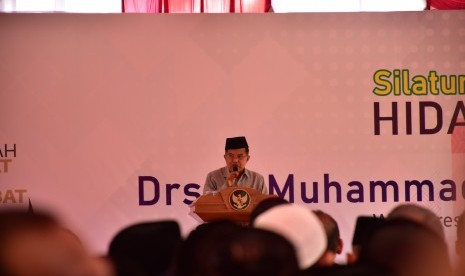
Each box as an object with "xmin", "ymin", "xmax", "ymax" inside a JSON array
[{"xmin": 228, "ymin": 165, "xmax": 239, "ymax": 187}]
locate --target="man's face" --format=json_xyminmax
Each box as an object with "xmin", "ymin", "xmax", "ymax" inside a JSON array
[{"xmin": 224, "ymin": 148, "xmax": 249, "ymax": 173}]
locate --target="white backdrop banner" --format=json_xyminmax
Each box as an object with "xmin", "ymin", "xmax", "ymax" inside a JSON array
[{"xmin": 0, "ymin": 12, "xmax": 464, "ymax": 259}]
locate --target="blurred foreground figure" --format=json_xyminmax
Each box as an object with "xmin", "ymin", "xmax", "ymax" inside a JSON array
[
  {"xmin": 388, "ymin": 203, "xmax": 445, "ymax": 240},
  {"xmin": 0, "ymin": 210, "xmax": 113, "ymax": 276},
  {"xmin": 215, "ymin": 227, "xmax": 299, "ymax": 276},
  {"xmin": 346, "ymin": 216, "xmax": 384, "ymax": 264},
  {"xmin": 174, "ymin": 221, "xmax": 299, "ymax": 276},
  {"xmin": 313, "ymin": 210, "xmax": 343, "ymax": 267},
  {"xmin": 359, "ymin": 219, "xmax": 452, "ymax": 276},
  {"xmin": 173, "ymin": 220, "xmax": 241, "ymax": 276},
  {"xmin": 108, "ymin": 221, "xmax": 182, "ymax": 276},
  {"xmin": 300, "ymin": 263, "xmax": 393, "ymax": 276}
]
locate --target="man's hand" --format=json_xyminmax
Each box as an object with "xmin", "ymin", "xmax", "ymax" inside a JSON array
[{"xmin": 227, "ymin": 171, "xmax": 239, "ymax": 187}]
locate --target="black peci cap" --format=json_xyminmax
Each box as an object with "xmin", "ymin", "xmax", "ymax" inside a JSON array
[{"xmin": 225, "ymin": 136, "xmax": 248, "ymax": 150}]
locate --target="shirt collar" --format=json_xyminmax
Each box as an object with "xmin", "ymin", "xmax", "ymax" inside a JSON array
[{"xmin": 243, "ymin": 168, "xmax": 250, "ymax": 178}]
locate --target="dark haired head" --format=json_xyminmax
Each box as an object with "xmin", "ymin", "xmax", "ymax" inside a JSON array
[
  {"xmin": 215, "ymin": 228, "xmax": 299, "ymax": 276},
  {"xmin": 109, "ymin": 220, "xmax": 182, "ymax": 276},
  {"xmin": 313, "ymin": 210, "xmax": 341, "ymax": 253},
  {"xmin": 173, "ymin": 220, "xmax": 241, "ymax": 276}
]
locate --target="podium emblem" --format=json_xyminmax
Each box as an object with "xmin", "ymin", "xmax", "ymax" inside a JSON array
[{"xmin": 229, "ymin": 189, "xmax": 251, "ymax": 211}]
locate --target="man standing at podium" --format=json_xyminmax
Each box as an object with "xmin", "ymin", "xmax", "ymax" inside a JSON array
[{"xmin": 203, "ymin": 136, "xmax": 267, "ymax": 194}]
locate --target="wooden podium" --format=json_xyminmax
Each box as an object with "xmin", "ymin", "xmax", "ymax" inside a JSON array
[{"xmin": 191, "ymin": 187, "xmax": 278, "ymax": 224}]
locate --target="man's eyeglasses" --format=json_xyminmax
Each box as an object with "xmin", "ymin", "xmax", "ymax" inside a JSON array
[{"xmin": 224, "ymin": 154, "xmax": 248, "ymax": 160}]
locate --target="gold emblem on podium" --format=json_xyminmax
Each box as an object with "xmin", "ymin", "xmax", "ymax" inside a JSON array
[{"xmin": 229, "ymin": 189, "xmax": 251, "ymax": 211}]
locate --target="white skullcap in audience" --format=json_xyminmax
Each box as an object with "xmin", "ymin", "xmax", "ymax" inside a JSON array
[{"xmin": 253, "ymin": 204, "xmax": 327, "ymax": 269}]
